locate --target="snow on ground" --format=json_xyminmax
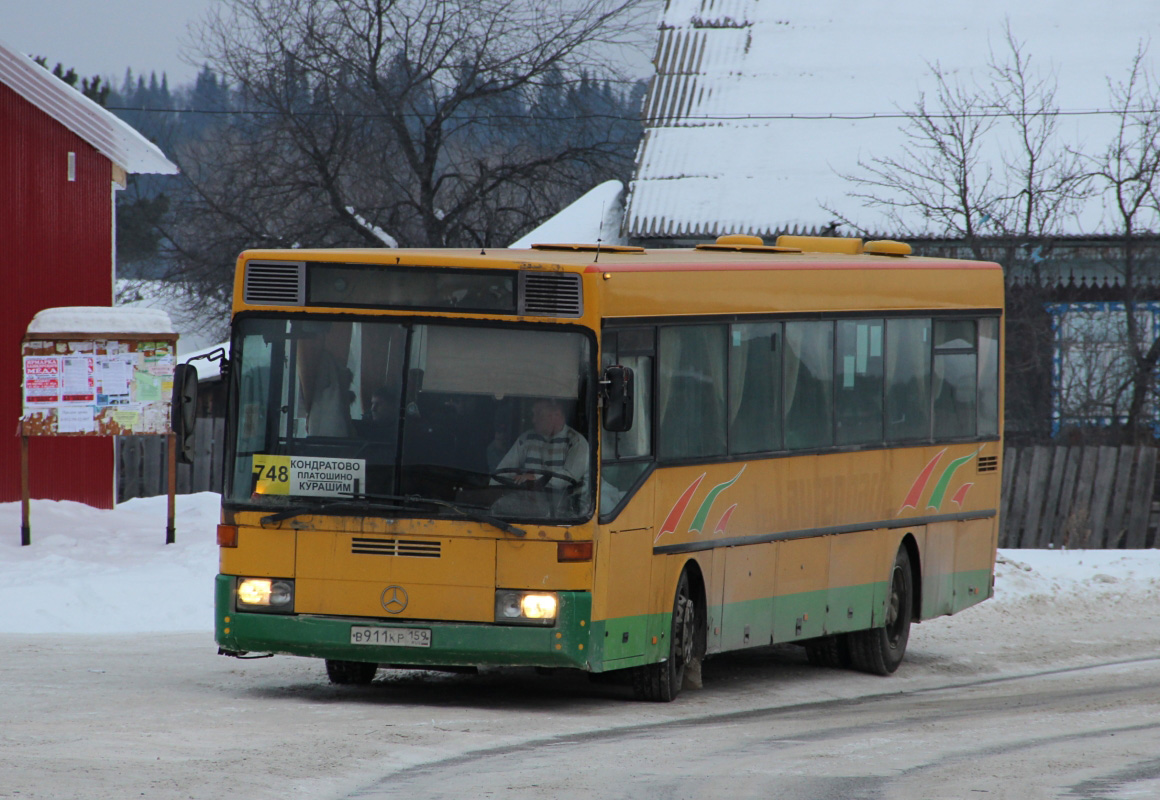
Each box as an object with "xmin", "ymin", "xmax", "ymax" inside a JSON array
[{"xmin": 2, "ymin": 493, "xmax": 1159, "ymax": 635}]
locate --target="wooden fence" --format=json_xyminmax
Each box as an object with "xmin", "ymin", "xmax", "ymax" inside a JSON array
[
  {"xmin": 117, "ymin": 432, "xmax": 1159, "ymax": 549},
  {"xmin": 1001, "ymin": 445, "xmax": 1159, "ymax": 549},
  {"xmin": 116, "ymin": 417, "xmax": 225, "ymax": 502}
]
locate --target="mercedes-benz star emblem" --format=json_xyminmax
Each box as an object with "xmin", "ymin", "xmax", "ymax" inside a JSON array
[{"xmin": 380, "ymin": 585, "xmax": 409, "ymax": 614}]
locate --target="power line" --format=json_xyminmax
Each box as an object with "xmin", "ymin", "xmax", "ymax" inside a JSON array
[{"xmin": 105, "ymin": 104, "xmax": 1154, "ymax": 123}]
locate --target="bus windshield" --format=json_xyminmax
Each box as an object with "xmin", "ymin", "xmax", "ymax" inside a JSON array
[{"xmin": 227, "ymin": 316, "xmax": 595, "ymax": 523}]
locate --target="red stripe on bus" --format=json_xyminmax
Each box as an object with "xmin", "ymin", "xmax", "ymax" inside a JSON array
[
  {"xmin": 657, "ymin": 474, "xmax": 706, "ymax": 541},
  {"xmin": 898, "ymin": 449, "xmax": 946, "ymax": 515},
  {"xmin": 584, "ymin": 262, "xmax": 1000, "ymax": 273}
]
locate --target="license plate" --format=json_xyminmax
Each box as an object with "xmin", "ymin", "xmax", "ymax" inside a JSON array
[{"xmin": 350, "ymin": 626, "xmax": 431, "ymax": 648}]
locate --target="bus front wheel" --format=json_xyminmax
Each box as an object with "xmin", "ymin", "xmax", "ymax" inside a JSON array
[
  {"xmin": 325, "ymin": 659, "xmax": 378, "ymax": 685},
  {"xmin": 850, "ymin": 546, "xmax": 913, "ymax": 676},
  {"xmin": 632, "ymin": 570, "xmax": 698, "ymax": 702}
]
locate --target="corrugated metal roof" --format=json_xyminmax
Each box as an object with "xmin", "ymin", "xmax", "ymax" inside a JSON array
[
  {"xmin": 626, "ymin": 0, "xmax": 1160, "ymax": 240},
  {"xmin": 0, "ymin": 37, "xmax": 178, "ymax": 175}
]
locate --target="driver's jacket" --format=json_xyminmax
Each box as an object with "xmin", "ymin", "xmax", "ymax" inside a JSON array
[{"xmin": 493, "ymin": 425, "xmax": 589, "ymax": 493}]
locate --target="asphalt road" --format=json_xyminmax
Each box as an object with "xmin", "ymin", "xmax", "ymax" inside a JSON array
[
  {"xmin": 349, "ymin": 656, "xmax": 1160, "ymax": 799},
  {"xmin": 3, "ymin": 587, "xmax": 1159, "ymax": 800}
]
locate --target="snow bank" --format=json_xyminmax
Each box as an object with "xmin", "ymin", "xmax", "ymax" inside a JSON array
[
  {"xmin": 995, "ymin": 550, "xmax": 1160, "ymax": 601},
  {"xmin": 2, "ymin": 493, "xmax": 1158, "ymax": 634},
  {"xmin": 0, "ymin": 494, "xmax": 220, "ymax": 634}
]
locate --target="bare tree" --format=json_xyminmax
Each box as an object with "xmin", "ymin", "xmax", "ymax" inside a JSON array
[
  {"xmin": 1076, "ymin": 45, "xmax": 1160, "ymax": 441},
  {"xmin": 828, "ymin": 27, "xmax": 1089, "ymax": 439},
  {"xmin": 164, "ymin": 0, "xmax": 650, "ymax": 312},
  {"xmin": 828, "ymin": 25, "xmax": 1086, "ymax": 264}
]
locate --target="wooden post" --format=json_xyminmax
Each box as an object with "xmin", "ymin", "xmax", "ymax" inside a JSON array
[
  {"xmin": 167, "ymin": 432, "xmax": 176, "ymax": 544},
  {"xmin": 20, "ymin": 433, "xmax": 31, "ymax": 546}
]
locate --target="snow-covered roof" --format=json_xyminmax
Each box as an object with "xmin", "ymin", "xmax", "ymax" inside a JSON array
[
  {"xmin": 509, "ymin": 180, "xmax": 627, "ymax": 247},
  {"xmin": 626, "ymin": 0, "xmax": 1159, "ymax": 239},
  {"xmin": 0, "ymin": 37, "xmax": 178, "ymax": 176},
  {"xmin": 26, "ymin": 307, "xmax": 176, "ymax": 337}
]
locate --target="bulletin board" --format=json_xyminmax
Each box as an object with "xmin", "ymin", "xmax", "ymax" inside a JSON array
[
  {"xmin": 20, "ymin": 336, "xmax": 177, "ymax": 436},
  {"xmin": 17, "ymin": 306, "xmax": 180, "ymax": 546}
]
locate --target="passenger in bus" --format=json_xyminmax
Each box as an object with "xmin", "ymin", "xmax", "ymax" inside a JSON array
[
  {"xmin": 356, "ymin": 385, "xmax": 397, "ymax": 440},
  {"xmin": 485, "ymin": 419, "xmax": 511, "ymax": 473},
  {"xmin": 493, "ymin": 399, "xmax": 588, "ymax": 491}
]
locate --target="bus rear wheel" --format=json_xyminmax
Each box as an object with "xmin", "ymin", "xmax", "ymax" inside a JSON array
[
  {"xmin": 804, "ymin": 634, "xmax": 852, "ymax": 669},
  {"xmin": 633, "ymin": 570, "xmax": 698, "ymax": 702},
  {"xmin": 325, "ymin": 659, "xmax": 379, "ymax": 685},
  {"xmin": 850, "ymin": 546, "xmax": 913, "ymax": 676}
]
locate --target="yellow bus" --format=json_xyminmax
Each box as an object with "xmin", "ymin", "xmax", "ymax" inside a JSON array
[{"xmin": 197, "ymin": 234, "xmax": 1002, "ymax": 701}]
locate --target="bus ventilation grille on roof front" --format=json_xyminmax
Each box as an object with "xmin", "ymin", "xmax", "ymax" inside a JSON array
[
  {"xmin": 351, "ymin": 537, "xmax": 441, "ymax": 558},
  {"xmin": 244, "ymin": 261, "xmax": 305, "ymax": 306},
  {"xmin": 519, "ymin": 272, "xmax": 583, "ymax": 317}
]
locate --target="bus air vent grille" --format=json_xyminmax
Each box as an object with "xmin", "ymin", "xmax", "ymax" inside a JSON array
[
  {"xmin": 244, "ymin": 261, "xmax": 305, "ymax": 306},
  {"xmin": 977, "ymin": 455, "xmax": 998, "ymax": 473},
  {"xmin": 351, "ymin": 537, "xmax": 441, "ymax": 558},
  {"xmin": 519, "ymin": 272, "xmax": 583, "ymax": 317}
]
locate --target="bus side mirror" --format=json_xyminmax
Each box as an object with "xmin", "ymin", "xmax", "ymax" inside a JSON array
[
  {"xmin": 172, "ymin": 363, "xmax": 199, "ymax": 465},
  {"xmin": 601, "ymin": 365, "xmax": 634, "ymax": 433}
]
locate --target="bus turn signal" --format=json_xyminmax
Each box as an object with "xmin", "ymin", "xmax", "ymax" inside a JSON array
[
  {"xmin": 217, "ymin": 524, "xmax": 238, "ymax": 548},
  {"xmin": 557, "ymin": 541, "xmax": 593, "ymax": 562}
]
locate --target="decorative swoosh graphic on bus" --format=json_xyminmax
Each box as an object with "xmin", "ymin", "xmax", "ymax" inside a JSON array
[
  {"xmin": 657, "ymin": 473, "xmax": 706, "ymax": 542},
  {"xmin": 656, "ymin": 466, "xmax": 746, "ymax": 543},
  {"xmin": 898, "ymin": 447, "xmax": 983, "ymax": 515},
  {"xmin": 689, "ymin": 466, "xmax": 747, "ymax": 534},
  {"xmin": 927, "ymin": 448, "xmax": 982, "ymax": 511},
  {"xmin": 898, "ymin": 449, "xmax": 947, "ymax": 515},
  {"xmin": 713, "ymin": 503, "xmax": 739, "ymax": 535},
  {"xmin": 951, "ymin": 483, "xmax": 974, "ymax": 508}
]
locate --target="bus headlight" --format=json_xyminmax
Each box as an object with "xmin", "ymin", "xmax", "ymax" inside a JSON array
[
  {"xmin": 494, "ymin": 590, "xmax": 558, "ymax": 625},
  {"xmin": 236, "ymin": 578, "xmax": 295, "ymax": 613}
]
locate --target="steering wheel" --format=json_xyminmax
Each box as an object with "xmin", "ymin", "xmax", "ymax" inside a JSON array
[{"xmin": 492, "ymin": 466, "xmax": 581, "ymax": 489}]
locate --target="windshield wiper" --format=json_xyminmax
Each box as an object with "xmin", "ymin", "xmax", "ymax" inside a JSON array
[
  {"xmin": 340, "ymin": 491, "xmax": 527, "ymax": 538},
  {"xmin": 260, "ymin": 499, "xmax": 424, "ymax": 526}
]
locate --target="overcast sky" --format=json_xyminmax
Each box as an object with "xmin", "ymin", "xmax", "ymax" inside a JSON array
[
  {"xmin": 2, "ymin": 0, "xmax": 657, "ymax": 92},
  {"xmin": 2, "ymin": 0, "xmax": 221, "ymax": 88}
]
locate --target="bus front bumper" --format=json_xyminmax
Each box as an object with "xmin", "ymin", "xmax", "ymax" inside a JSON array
[{"xmin": 215, "ymin": 575, "xmax": 593, "ymax": 670}]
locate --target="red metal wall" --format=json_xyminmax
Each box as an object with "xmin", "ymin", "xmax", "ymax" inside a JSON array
[{"xmin": 1, "ymin": 82, "xmax": 115, "ymax": 508}]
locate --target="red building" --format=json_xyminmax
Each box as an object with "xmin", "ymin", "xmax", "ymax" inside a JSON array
[{"xmin": 1, "ymin": 39, "xmax": 177, "ymax": 508}]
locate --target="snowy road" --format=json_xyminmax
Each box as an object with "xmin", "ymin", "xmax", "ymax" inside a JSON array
[
  {"xmin": 353, "ymin": 657, "xmax": 1160, "ymax": 799},
  {"xmin": 3, "ymin": 568, "xmax": 1160, "ymax": 800}
]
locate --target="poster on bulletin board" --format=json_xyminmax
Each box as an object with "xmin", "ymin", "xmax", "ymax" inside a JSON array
[{"xmin": 19, "ymin": 307, "xmax": 178, "ymax": 437}]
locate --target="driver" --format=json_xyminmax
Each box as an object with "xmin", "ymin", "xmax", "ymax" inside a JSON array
[{"xmin": 493, "ymin": 399, "xmax": 588, "ymax": 491}]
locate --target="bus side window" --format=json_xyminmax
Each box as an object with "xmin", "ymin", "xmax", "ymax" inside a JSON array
[
  {"xmin": 784, "ymin": 321, "xmax": 834, "ymax": 450},
  {"xmin": 835, "ymin": 319, "xmax": 884, "ymax": 445},
  {"xmin": 601, "ymin": 329, "xmax": 655, "ymax": 519},
  {"xmin": 729, "ymin": 322, "xmax": 782, "ymax": 453},
  {"xmin": 885, "ymin": 318, "xmax": 932, "ymax": 441},
  {"xmin": 659, "ymin": 325, "xmax": 728, "ymax": 459},
  {"xmin": 932, "ymin": 320, "xmax": 978, "ymax": 439},
  {"xmin": 978, "ymin": 318, "xmax": 1000, "ymax": 437}
]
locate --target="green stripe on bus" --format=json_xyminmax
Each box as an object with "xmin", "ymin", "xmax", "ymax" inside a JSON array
[{"xmin": 215, "ymin": 575, "xmax": 593, "ymax": 670}]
